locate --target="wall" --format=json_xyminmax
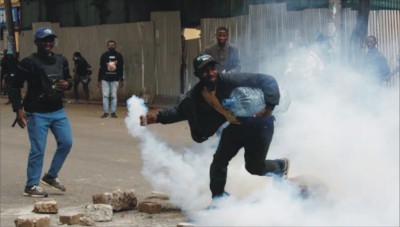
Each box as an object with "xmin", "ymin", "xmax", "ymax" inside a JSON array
[{"xmin": 15, "ymin": 3, "xmax": 400, "ymax": 104}]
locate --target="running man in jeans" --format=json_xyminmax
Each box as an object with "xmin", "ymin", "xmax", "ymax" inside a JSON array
[
  {"xmin": 97, "ymin": 40, "xmax": 125, "ymax": 118},
  {"xmin": 8, "ymin": 26, "xmax": 73, "ymax": 197}
]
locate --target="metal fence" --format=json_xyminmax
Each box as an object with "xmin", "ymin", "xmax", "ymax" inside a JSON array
[{"xmin": 3, "ymin": 3, "xmax": 399, "ymax": 103}]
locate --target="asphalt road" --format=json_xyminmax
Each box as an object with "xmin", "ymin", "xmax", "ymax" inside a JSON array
[{"xmin": 0, "ymin": 97, "xmax": 191, "ymax": 226}]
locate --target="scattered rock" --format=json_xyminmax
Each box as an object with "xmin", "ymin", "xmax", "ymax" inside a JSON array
[
  {"xmin": 177, "ymin": 223, "xmax": 195, "ymax": 227},
  {"xmin": 59, "ymin": 212, "xmax": 84, "ymax": 225},
  {"xmin": 79, "ymin": 216, "xmax": 96, "ymax": 226},
  {"xmin": 138, "ymin": 201, "xmax": 162, "ymax": 214},
  {"xmin": 92, "ymin": 189, "xmax": 137, "ymax": 211},
  {"xmin": 84, "ymin": 204, "xmax": 113, "ymax": 222},
  {"xmin": 14, "ymin": 214, "xmax": 50, "ymax": 227},
  {"xmin": 33, "ymin": 200, "xmax": 58, "ymax": 214}
]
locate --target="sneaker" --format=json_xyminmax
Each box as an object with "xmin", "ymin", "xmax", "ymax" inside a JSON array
[
  {"xmin": 111, "ymin": 113, "xmax": 118, "ymax": 118},
  {"xmin": 100, "ymin": 113, "xmax": 109, "ymax": 118},
  {"xmin": 23, "ymin": 185, "xmax": 48, "ymax": 197},
  {"xmin": 206, "ymin": 191, "xmax": 230, "ymax": 210},
  {"xmin": 281, "ymin": 158, "xmax": 290, "ymax": 179},
  {"xmin": 41, "ymin": 173, "xmax": 66, "ymax": 192}
]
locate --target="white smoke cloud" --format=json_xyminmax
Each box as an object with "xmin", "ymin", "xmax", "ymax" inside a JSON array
[{"xmin": 125, "ymin": 47, "xmax": 399, "ymax": 225}]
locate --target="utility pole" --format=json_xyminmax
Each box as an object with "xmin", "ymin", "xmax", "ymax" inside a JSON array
[{"xmin": 4, "ymin": 0, "xmax": 16, "ymax": 53}]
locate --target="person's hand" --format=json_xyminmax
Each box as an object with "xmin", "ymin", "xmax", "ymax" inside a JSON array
[
  {"xmin": 97, "ymin": 82, "xmax": 101, "ymax": 88},
  {"xmin": 55, "ymin": 80, "xmax": 69, "ymax": 91},
  {"xmin": 253, "ymin": 108, "xmax": 272, "ymax": 118},
  {"xmin": 15, "ymin": 109, "xmax": 27, "ymax": 128},
  {"xmin": 140, "ymin": 113, "xmax": 157, "ymax": 126},
  {"xmin": 119, "ymin": 81, "xmax": 124, "ymax": 88}
]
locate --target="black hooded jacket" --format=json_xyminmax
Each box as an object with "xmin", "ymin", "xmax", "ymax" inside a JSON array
[{"xmin": 156, "ymin": 72, "xmax": 280, "ymax": 143}]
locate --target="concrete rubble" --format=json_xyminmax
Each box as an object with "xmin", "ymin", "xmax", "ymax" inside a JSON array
[
  {"xmin": 92, "ymin": 189, "xmax": 138, "ymax": 211},
  {"xmin": 59, "ymin": 212, "xmax": 84, "ymax": 225},
  {"xmin": 10, "ymin": 190, "xmax": 190, "ymax": 226},
  {"xmin": 32, "ymin": 200, "xmax": 58, "ymax": 214},
  {"xmin": 14, "ymin": 214, "xmax": 50, "ymax": 227},
  {"xmin": 84, "ymin": 204, "xmax": 113, "ymax": 222}
]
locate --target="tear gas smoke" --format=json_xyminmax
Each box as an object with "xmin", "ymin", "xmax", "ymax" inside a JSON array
[{"xmin": 125, "ymin": 47, "xmax": 399, "ymax": 225}]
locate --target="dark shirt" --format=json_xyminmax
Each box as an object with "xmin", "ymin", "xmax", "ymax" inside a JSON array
[
  {"xmin": 98, "ymin": 50, "xmax": 124, "ymax": 82},
  {"xmin": 156, "ymin": 73, "xmax": 280, "ymax": 143},
  {"xmin": 203, "ymin": 43, "xmax": 241, "ymax": 73},
  {"xmin": 363, "ymin": 48, "xmax": 390, "ymax": 80},
  {"xmin": 1, "ymin": 54, "xmax": 20, "ymax": 84},
  {"xmin": 9, "ymin": 53, "xmax": 72, "ymax": 113},
  {"xmin": 74, "ymin": 57, "xmax": 90, "ymax": 77}
]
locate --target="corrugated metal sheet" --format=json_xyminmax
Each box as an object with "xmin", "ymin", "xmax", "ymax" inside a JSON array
[
  {"xmin": 190, "ymin": 2, "xmax": 399, "ymax": 91},
  {"xmin": 14, "ymin": 4, "xmax": 399, "ymax": 102},
  {"xmin": 151, "ymin": 11, "xmax": 182, "ymax": 96},
  {"xmin": 368, "ymin": 10, "xmax": 400, "ymax": 88}
]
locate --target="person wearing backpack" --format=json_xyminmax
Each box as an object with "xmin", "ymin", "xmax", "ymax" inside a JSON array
[{"xmin": 72, "ymin": 52, "xmax": 91, "ymax": 103}]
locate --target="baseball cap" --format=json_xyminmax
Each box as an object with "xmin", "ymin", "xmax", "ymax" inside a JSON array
[
  {"xmin": 34, "ymin": 26, "xmax": 57, "ymax": 41},
  {"xmin": 193, "ymin": 54, "xmax": 218, "ymax": 72}
]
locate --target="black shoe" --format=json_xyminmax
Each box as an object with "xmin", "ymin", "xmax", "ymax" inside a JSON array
[
  {"xmin": 23, "ymin": 185, "xmax": 48, "ymax": 197},
  {"xmin": 41, "ymin": 173, "xmax": 66, "ymax": 192},
  {"xmin": 111, "ymin": 113, "xmax": 118, "ymax": 118},
  {"xmin": 101, "ymin": 113, "xmax": 109, "ymax": 118}
]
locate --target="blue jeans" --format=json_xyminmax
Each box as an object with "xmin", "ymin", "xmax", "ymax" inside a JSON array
[
  {"xmin": 101, "ymin": 80, "xmax": 119, "ymax": 114},
  {"xmin": 26, "ymin": 109, "xmax": 73, "ymax": 187}
]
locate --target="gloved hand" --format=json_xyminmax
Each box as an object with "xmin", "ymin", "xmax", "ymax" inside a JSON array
[{"xmin": 140, "ymin": 113, "xmax": 158, "ymax": 126}]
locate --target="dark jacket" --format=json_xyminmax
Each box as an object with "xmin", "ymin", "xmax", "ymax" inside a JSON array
[
  {"xmin": 203, "ymin": 43, "xmax": 241, "ymax": 73},
  {"xmin": 9, "ymin": 53, "xmax": 72, "ymax": 113},
  {"xmin": 156, "ymin": 73, "xmax": 280, "ymax": 143},
  {"xmin": 98, "ymin": 50, "xmax": 124, "ymax": 82},
  {"xmin": 1, "ymin": 54, "xmax": 20, "ymax": 84},
  {"xmin": 364, "ymin": 48, "xmax": 390, "ymax": 80}
]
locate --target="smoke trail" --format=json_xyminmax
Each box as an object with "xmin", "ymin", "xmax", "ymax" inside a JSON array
[{"xmin": 125, "ymin": 46, "xmax": 399, "ymax": 225}]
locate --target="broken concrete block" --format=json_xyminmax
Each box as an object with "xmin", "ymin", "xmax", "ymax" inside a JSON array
[
  {"xmin": 84, "ymin": 204, "xmax": 113, "ymax": 222},
  {"xmin": 177, "ymin": 223, "xmax": 195, "ymax": 227},
  {"xmin": 92, "ymin": 189, "xmax": 137, "ymax": 211},
  {"xmin": 14, "ymin": 214, "xmax": 50, "ymax": 227},
  {"xmin": 149, "ymin": 191, "xmax": 170, "ymax": 200},
  {"xmin": 79, "ymin": 216, "xmax": 96, "ymax": 226},
  {"xmin": 59, "ymin": 212, "xmax": 84, "ymax": 225},
  {"xmin": 138, "ymin": 201, "xmax": 161, "ymax": 214},
  {"xmin": 32, "ymin": 200, "xmax": 58, "ymax": 214}
]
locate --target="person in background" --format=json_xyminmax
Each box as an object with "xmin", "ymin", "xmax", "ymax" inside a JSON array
[
  {"xmin": 8, "ymin": 26, "xmax": 73, "ymax": 197},
  {"xmin": 140, "ymin": 54, "xmax": 289, "ymax": 206},
  {"xmin": 203, "ymin": 26, "xmax": 241, "ymax": 74},
  {"xmin": 72, "ymin": 51, "xmax": 91, "ymax": 103},
  {"xmin": 1, "ymin": 50, "xmax": 20, "ymax": 104},
  {"xmin": 363, "ymin": 35, "xmax": 390, "ymax": 82},
  {"xmin": 97, "ymin": 40, "xmax": 124, "ymax": 118},
  {"xmin": 1, "ymin": 49, "xmax": 8, "ymax": 96}
]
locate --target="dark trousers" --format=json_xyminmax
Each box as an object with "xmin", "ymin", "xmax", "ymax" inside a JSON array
[
  {"xmin": 73, "ymin": 78, "xmax": 90, "ymax": 101},
  {"xmin": 209, "ymin": 116, "xmax": 281, "ymax": 198}
]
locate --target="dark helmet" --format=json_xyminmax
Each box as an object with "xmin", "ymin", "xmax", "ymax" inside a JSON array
[{"xmin": 193, "ymin": 54, "xmax": 218, "ymax": 75}]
